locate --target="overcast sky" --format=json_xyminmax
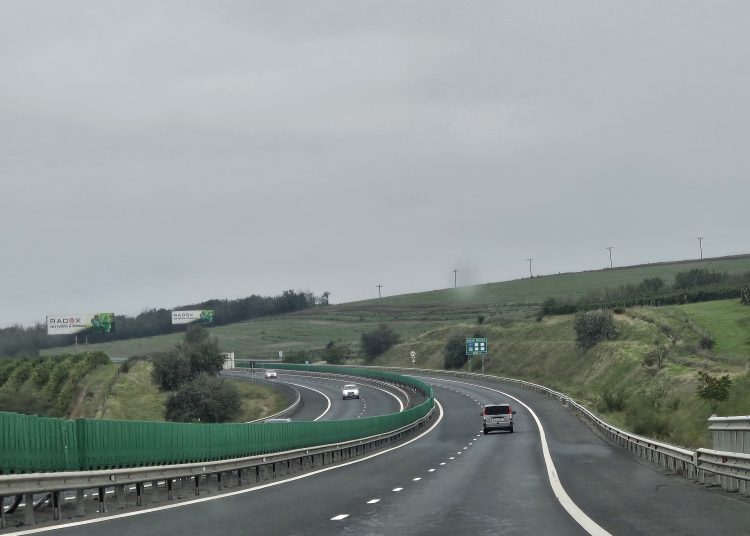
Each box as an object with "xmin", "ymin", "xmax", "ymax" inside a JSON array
[{"xmin": 1, "ymin": 1, "xmax": 749, "ymax": 327}]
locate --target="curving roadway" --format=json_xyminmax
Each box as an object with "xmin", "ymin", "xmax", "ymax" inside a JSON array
[{"xmin": 9, "ymin": 374, "xmax": 750, "ymax": 536}]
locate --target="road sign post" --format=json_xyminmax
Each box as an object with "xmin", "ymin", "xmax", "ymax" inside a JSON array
[
  {"xmin": 466, "ymin": 338, "xmax": 488, "ymax": 373},
  {"xmin": 409, "ymin": 351, "xmax": 416, "ymax": 367}
]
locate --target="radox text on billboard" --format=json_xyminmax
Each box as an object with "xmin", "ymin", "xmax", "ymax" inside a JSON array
[
  {"xmin": 171, "ymin": 310, "xmax": 215, "ymax": 325},
  {"xmin": 47, "ymin": 313, "xmax": 115, "ymax": 335}
]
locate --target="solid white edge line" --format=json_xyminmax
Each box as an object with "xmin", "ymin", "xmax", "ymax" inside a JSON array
[
  {"xmin": 282, "ymin": 382, "xmax": 332, "ymax": 421},
  {"xmin": 431, "ymin": 378, "xmax": 611, "ymax": 536},
  {"xmin": 4, "ymin": 400, "xmax": 444, "ymax": 536},
  {"xmin": 282, "ymin": 372, "xmax": 405, "ymax": 413}
]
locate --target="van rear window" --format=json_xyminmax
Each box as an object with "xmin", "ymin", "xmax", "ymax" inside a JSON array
[{"xmin": 484, "ymin": 405, "xmax": 511, "ymax": 415}]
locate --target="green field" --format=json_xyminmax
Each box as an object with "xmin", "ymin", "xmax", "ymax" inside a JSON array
[
  {"xmin": 42, "ymin": 315, "xmax": 452, "ymax": 360},
  {"xmin": 344, "ymin": 254, "xmax": 750, "ymax": 311},
  {"xmin": 41, "ymin": 254, "xmax": 750, "ymax": 361}
]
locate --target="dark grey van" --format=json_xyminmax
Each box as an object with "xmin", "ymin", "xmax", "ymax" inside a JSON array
[{"xmin": 482, "ymin": 403, "xmax": 516, "ymax": 434}]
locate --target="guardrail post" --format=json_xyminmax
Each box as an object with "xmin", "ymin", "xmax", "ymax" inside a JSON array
[
  {"xmin": 23, "ymin": 493, "xmax": 34, "ymax": 526},
  {"xmin": 217, "ymin": 472, "xmax": 223, "ymax": 491},
  {"xmin": 97, "ymin": 487, "xmax": 107, "ymax": 513},
  {"xmin": 136, "ymin": 483, "xmax": 143, "ymax": 506},
  {"xmin": 194, "ymin": 476, "xmax": 200, "ymax": 496},
  {"xmin": 167, "ymin": 479, "xmax": 174, "ymax": 500},
  {"xmin": 114, "ymin": 484, "xmax": 125, "ymax": 510},
  {"xmin": 1, "ymin": 496, "xmax": 6, "ymax": 529},
  {"xmin": 52, "ymin": 491, "xmax": 61, "ymax": 520},
  {"xmin": 75, "ymin": 488, "xmax": 86, "ymax": 515}
]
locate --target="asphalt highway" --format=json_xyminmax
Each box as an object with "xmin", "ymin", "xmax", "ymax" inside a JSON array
[{"xmin": 10, "ymin": 374, "xmax": 750, "ymax": 536}]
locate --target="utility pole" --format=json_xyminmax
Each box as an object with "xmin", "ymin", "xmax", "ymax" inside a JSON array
[
  {"xmin": 697, "ymin": 237, "xmax": 704, "ymax": 260},
  {"xmin": 606, "ymin": 246, "xmax": 614, "ymax": 269},
  {"xmin": 526, "ymin": 258, "xmax": 534, "ymax": 278},
  {"xmin": 451, "ymin": 269, "xmax": 457, "ymax": 288},
  {"xmin": 376, "ymin": 284, "xmax": 383, "ymax": 299}
]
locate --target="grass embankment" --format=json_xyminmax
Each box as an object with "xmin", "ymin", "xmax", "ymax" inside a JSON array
[
  {"xmin": 96, "ymin": 361, "xmax": 286, "ymax": 422},
  {"xmin": 369, "ymin": 300, "xmax": 750, "ymax": 448},
  {"xmin": 0, "ymin": 356, "xmax": 289, "ymax": 423}
]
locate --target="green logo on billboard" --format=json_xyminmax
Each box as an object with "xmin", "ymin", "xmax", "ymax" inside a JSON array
[
  {"xmin": 199, "ymin": 310, "xmax": 214, "ymax": 323},
  {"xmin": 90, "ymin": 313, "xmax": 114, "ymax": 333}
]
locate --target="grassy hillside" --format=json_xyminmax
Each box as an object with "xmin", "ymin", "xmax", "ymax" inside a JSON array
[
  {"xmin": 344, "ymin": 254, "xmax": 750, "ymax": 311},
  {"xmin": 367, "ymin": 299, "xmax": 750, "ymax": 448},
  {"xmin": 39, "ymin": 254, "xmax": 750, "ymax": 361},
  {"xmin": 27, "ymin": 254, "xmax": 750, "ymax": 446},
  {"xmin": 41, "ymin": 315, "xmax": 452, "ymax": 360}
]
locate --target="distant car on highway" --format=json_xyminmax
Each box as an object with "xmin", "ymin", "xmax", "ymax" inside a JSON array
[
  {"xmin": 482, "ymin": 403, "xmax": 516, "ymax": 434},
  {"xmin": 342, "ymin": 384, "xmax": 360, "ymax": 399},
  {"xmin": 264, "ymin": 370, "xmax": 278, "ymax": 379}
]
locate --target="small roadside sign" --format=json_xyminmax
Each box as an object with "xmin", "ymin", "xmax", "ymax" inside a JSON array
[
  {"xmin": 279, "ymin": 351, "xmax": 283, "ymax": 359},
  {"xmin": 466, "ymin": 338, "xmax": 488, "ymax": 355}
]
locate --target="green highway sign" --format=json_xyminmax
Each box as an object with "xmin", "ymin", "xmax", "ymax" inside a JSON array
[{"xmin": 466, "ymin": 338, "xmax": 487, "ymax": 355}]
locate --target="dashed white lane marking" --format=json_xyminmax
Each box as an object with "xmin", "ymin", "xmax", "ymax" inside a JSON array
[
  {"xmin": 430, "ymin": 377, "xmax": 612, "ymax": 536},
  {"xmin": 440, "ymin": 462, "xmax": 446, "ymax": 465},
  {"xmin": 331, "ymin": 514, "xmax": 349, "ymax": 521},
  {"xmin": 449, "ymin": 457, "xmax": 455, "ymax": 460},
  {"xmin": 428, "ymin": 469, "xmax": 436, "ymax": 472},
  {"xmin": 367, "ymin": 499, "xmax": 381, "ymax": 504},
  {"xmin": 392, "ymin": 487, "xmax": 404, "ymax": 492},
  {"xmin": 412, "ymin": 477, "xmax": 421, "ymax": 481}
]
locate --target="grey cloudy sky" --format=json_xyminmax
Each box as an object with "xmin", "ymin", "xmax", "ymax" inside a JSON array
[{"xmin": 1, "ymin": 1, "xmax": 749, "ymax": 326}]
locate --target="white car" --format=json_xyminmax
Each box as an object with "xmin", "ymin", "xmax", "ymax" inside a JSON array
[
  {"xmin": 264, "ymin": 370, "xmax": 278, "ymax": 379},
  {"xmin": 342, "ymin": 384, "xmax": 360, "ymax": 400}
]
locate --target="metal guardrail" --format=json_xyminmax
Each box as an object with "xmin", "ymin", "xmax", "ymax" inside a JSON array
[
  {"xmin": 355, "ymin": 365, "xmax": 750, "ymax": 494},
  {"xmin": 0, "ymin": 369, "xmax": 435, "ymax": 529}
]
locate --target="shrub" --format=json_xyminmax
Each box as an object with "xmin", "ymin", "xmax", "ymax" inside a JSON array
[
  {"xmin": 696, "ymin": 371, "xmax": 731, "ymax": 412},
  {"xmin": 699, "ymin": 331, "xmax": 716, "ymax": 350},
  {"xmin": 323, "ymin": 343, "xmax": 350, "ymax": 365},
  {"xmin": 152, "ymin": 352, "xmax": 191, "ymax": 391},
  {"xmin": 600, "ymin": 389, "xmax": 627, "ymax": 411},
  {"xmin": 477, "ymin": 315, "xmax": 485, "ymax": 325},
  {"xmin": 573, "ymin": 310, "xmax": 617, "ymax": 350},
  {"xmin": 613, "ymin": 307, "xmax": 625, "ymax": 314},
  {"xmin": 165, "ymin": 374, "xmax": 241, "ymax": 423},
  {"xmin": 360, "ymin": 324, "xmax": 400, "ymax": 362},
  {"xmin": 443, "ymin": 335, "xmax": 468, "ymax": 369}
]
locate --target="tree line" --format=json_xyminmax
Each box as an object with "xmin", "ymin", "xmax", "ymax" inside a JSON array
[
  {"xmin": 541, "ymin": 269, "xmax": 750, "ymax": 315},
  {"xmin": 0, "ymin": 290, "xmax": 326, "ymax": 357}
]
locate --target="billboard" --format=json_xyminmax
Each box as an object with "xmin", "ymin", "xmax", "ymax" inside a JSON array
[
  {"xmin": 47, "ymin": 313, "xmax": 115, "ymax": 335},
  {"xmin": 171, "ymin": 310, "xmax": 215, "ymax": 325}
]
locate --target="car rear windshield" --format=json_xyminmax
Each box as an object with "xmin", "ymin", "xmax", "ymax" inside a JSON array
[{"xmin": 485, "ymin": 405, "xmax": 511, "ymax": 415}]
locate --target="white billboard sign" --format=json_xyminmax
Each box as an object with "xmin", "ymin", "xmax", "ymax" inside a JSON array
[
  {"xmin": 171, "ymin": 310, "xmax": 215, "ymax": 325},
  {"xmin": 47, "ymin": 313, "xmax": 115, "ymax": 335}
]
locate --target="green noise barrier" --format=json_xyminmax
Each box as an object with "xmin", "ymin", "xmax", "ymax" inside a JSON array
[{"xmin": 0, "ymin": 365, "xmax": 433, "ymax": 474}]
